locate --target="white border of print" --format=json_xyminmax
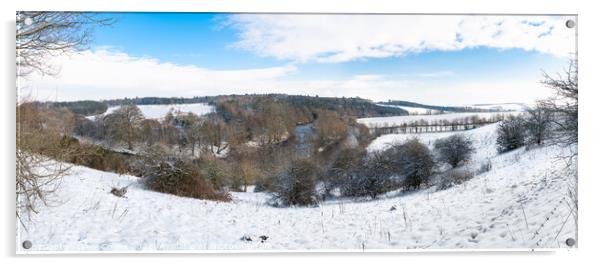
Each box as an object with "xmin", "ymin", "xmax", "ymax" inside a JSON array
[{"xmin": 3, "ymin": 0, "xmax": 602, "ymax": 265}]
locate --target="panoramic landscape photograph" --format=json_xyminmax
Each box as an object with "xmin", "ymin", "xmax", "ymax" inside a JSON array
[{"xmin": 16, "ymin": 12, "xmax": 578, "ymax": 252}]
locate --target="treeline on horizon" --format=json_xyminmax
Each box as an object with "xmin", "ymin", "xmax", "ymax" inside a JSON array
[
  {"xmin": 44, "ymin": 95, "xmax": 502, "ymax": 119},
  {"xmin": 40, "ymin": 94, "xmax": 411, "ymax": 118}
]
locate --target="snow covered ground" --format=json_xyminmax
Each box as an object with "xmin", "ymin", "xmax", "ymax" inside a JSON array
[
  {"xmin": 367, "ymin": 122, "xmax": 498, "ymax": 162},
  {"xmin": 17, "ymin": 123, "xmax": 576, "ymax": 252},
  {"xmin": 358, "ymin": 112, "xmax": 520, "ymax": 128},
  {"xmin": 469, "ymin": 103, "xmax": 530, "ymax": 112},
  {"xmin": 87, "ymin": 103, "xmax": 215, "ymax": 120},
  {"xmin": 377, "ymin": 104, "xmax": 443, "ymax": 115}
]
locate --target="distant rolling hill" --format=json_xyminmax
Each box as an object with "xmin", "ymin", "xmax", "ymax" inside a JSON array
[{"xmin": 379, "ymin": 100, "xmax": 529, "ymax": 114}]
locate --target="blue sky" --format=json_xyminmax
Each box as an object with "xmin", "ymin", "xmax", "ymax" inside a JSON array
[
  {"xmin": 93, "ymin": 13, "xmax": 281, "ymax": 69},
  {"xmin": 25, "ymin": 13, "xmax": 576, "ymax": 105}
]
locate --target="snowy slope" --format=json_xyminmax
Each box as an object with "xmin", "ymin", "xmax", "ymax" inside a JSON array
[
  {"xmin": 367, "ymin": 122, "xmax": 498, "ymax": 163},
  {"xmin": 87, "ymin": 103, "xmax": 215, "ymax": 120},
  {"xmin": 17, "ymin": 124, "xmax": 576, "ymax": 252},
  {"xmin": 358, "ymin": 112, "xmax": 520, "ymax": 128}
]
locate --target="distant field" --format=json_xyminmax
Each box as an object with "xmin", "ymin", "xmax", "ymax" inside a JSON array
[
  {"xmin": 87, "ymin": 103, "xmax": 214, "ymax": 119},
  {"xmin": 357, "ymin": 111, "xmax": 520, "ymax": 128},
  {"xmin": 469, "ymin": 103, "xmax": 530, "ymax": 112},
  {"xmin": 377, "ymin": 104, "xmax": 443, "ymax": 115}
]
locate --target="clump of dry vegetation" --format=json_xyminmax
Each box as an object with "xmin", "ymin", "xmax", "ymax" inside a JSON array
[
  {"xmin": 17, "ymin": 103, "xmax": 78, "ymax": 217},
  {"xmin": 270, "ymin": 159, "xmax": 319, "ymax": 207},
  {"xmin": 341, "ymin": 138, "xmax": 435, "ymax": 199},
  {"xmin": 437, "ymin": 169, "xmax": 475, "ymax": 190},
  {"xmin": 145, "ymin": 160, "xmax": 231, "ymax": 202}
]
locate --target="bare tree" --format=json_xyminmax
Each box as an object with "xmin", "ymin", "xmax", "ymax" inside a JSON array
[
  {"xmin": 315, "ymin": 110, "xmax": 348, "ymax": 147},
  {"xmin": 16, "ymin": 12, "xmax": 112, "ymax": 76},
  {"xmin": 496, "ymin": 115, "xmax": 526, "ymax": 153},
  {"xmin": 540, "ymin": 60, "xmax": 578, "ymax": 151},
  {"xmin": 342, "ymin": 151, "xmax": 391, "ymax": 199},
  {"xmin": 524, "ymin": 103, "xmax": 552, "ymax": 145},
  {"xmin": 16, "ymin": 103, "xmax": 78, "ymax": 219},
  {"xmin": 104, "ymin": 105, "xmax": 144, "ymax": 150},
  {"xmin": 540, "ymin": 60, "xmax": 578, "ymax": 236},
  {"xmin": 16, "ymin": 12, "xmax": 110, "ymax": 220},
  {"xmin": 271, "ymin": 159, "xmax": 318, "ymax": 206},
  {"xmin": 172, "ymin": 112, "xmax": 203, "ymax": 156},
  {"xmin": 342, "ymin": 138, "xmax": 435, "ymax": 198},
  {"xmin": 200, "ymin": 114, "xmax": 228, "ymax": 154},
  {"xmin": 140, "ymin": 119, "xmax": 162, "ymax": 146},
  {"xmin": 434, "ymin": 134, "xmax": 475, "ymax": 168},
  {"xmin": 395, "ymin": 138, "xmax": 436, "ymax": 190}
]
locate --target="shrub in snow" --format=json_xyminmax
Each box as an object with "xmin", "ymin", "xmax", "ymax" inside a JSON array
[
  {"xmin": 342, "ymin": 138, "xmax": 435, "ymax": 197},
  {"xmin": 145, "ymin": 159, "xmax": 231, "ymax": 202},
  {"xmin": 438, "ymin": 169, "xmax": 474, "ymax": 190},
  {"xmin": 322, "ymin": 146, "xmax": 366, "ymax": 197},
  {"xmin": 253, "ymin": 180, "xmax": 269, "ymax": 192},
  {"xmin": 71, "ymin": 143, "xmax": 132, "ymax": 175},
  {"xmin": 130, "ymin": 144, "xmax": 169, "ymax": 176},
  {"xmin": 341, "ymin": 147, "xmax": 402, "ymax": 199},
  {"xmin": 392, "ymin": 138, "xmax": 435, "ymax": 190},
  {"xmin": 194, "ymin": 154, "xmax": 233, "ymax": 191},
  {"xmin": 496, "ymin": 116, "xmax": 526, "ymax": 153},
  {"xmin": 524, "ymin": 105, "xmax": 552, "ymax": 146},
  {"xmin": 433, "ymin": 134, "xmax": 475, "ymax": 168},
  {"xmin": 270, "ymin": 159, "xmax": 318, "ymax": 207},
  {"xmin": 342, "ymin": 169, "xmax": 389, "ymax": 199},
  {"xmin": 476, "ymin": 159, "xmax": 492, "ymax": 175}
]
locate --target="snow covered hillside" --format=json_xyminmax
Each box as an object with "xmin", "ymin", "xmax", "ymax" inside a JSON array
[
  {"xmin": 87, "ymin": 103, "xmax": 215, "ymax": 120},
  {"xmin": 358, "ymin": 112, "xmax": 520, "ymax": 128},
  {"xmin": 17, "ymin": 123, "xmax": 576, "ymax": 252},
  {"xmin": 367, "ymin": 122, "xmax": 498, "ymax": 161}
]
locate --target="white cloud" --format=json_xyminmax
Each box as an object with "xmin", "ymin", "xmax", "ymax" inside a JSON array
[
  {"xmin": 18, "ymin": 48, "xmax": 555, "ymax": 105},
  {"xmin": 275, "ymin": 75, "xmax": 552, "ymax": 106},
  {"xmin": 225, "ymin": 15, "xmax": 576, "ymax": 62},
  {"xmin": 18, "ymin": 49, "xmax": 298, "ymax": 101}
]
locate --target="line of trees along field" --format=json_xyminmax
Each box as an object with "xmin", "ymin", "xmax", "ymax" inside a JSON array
[
  {"xmin": 369, "ymin": 113, "xmax": 511, "ymax": 136},
  {"xmin": 41, "ymin": 94, "xmax": 411, "ymax": 118}
]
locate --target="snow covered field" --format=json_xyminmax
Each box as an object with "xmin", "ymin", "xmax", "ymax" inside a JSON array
[
  {"xmin": 358, "ymin": 112, "xmax": 520, "ymax": 128},
  {"xmin": 87, "ymin": 103, "xmax": 215, "ymax": 120},
  {"xmin": 469, "ymin": 103, "xmax": 530, "ymax": 112},
  {"xmin": 377, "ymin": 104, "xmax": 442, "ymax": 115},
  {"xmin": 17, "ymin": 123, "xmax": 576, "ymax": 252}
]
